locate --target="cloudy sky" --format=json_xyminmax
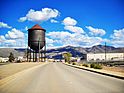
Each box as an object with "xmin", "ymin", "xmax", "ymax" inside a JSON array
[{"xmin": 0, "ymin": 0, "xmax": 124, "ymax": 48}]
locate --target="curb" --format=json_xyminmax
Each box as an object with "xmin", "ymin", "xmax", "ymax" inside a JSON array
[{"xmin": 64, "ymin": 63, "xmax": 124, "ymax": 80}]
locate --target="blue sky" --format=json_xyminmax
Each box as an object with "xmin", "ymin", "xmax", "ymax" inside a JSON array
[{"xmin": 0, "ymin": 0, "xmax": 124, "ymax": 48}]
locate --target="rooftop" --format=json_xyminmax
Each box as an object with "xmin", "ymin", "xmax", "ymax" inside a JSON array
[{"xmin": 28, "ymin": 24, "xmax": 46, "ymax": 31}]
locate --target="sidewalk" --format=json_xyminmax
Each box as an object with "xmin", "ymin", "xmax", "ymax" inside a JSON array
[{"xmin": 64, "ymin": 63, "xmax": 124, "ymax": 80}]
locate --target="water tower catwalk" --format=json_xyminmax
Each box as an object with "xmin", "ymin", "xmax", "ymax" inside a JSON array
[{"xmin": 27, "ymin": 24, "xmax": 46, "ymax": 62}]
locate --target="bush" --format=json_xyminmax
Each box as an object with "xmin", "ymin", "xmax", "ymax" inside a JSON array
[
  {"xmin": 82, "ymin": 63, "xmax": 89, "ymax": 67},
  {"xmin": 72, "ymin": 62, "xmax": 76, "ymax": 65},
  {"xmin": 16, "ymin": 60, "xmax": 22, "ymax": 63},
  {"xmin": 109, "ymin": 64, "xmax": 114, "ymax": 67},
  {"xmin": 90, "ymin": 63, "xmax": 102, "ymax": 69},
  {"xmin": 79, "ymin": 64, "xmax": 82, "ymax": 66},
  {"xmin": 8, "ymin": 52, "xmax": 15, "ymax": 62},
  {"xmin": 94, "ymin": 64, "xmax": 102, "ymax": 69},
  {"xmin": 90, "ymin": 63, "xmax": 95, "ymax": 68}
]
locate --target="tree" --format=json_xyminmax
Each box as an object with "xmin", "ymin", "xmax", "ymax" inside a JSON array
[
  {"xmin": 63, "ymin": 52, "xmax": 72, "ymax": 63},
  {"xmin": 9, "ymin": 52, "xmax": 15, "ymax": 62}
]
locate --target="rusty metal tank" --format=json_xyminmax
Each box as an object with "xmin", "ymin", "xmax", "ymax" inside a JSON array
[{"xmin": 28, "ymin": 24, "xmax": 46, "ymax": 51}]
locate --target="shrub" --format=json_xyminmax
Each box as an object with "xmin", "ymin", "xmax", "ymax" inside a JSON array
[
  {"xmin": 90, "ymin": 63, "xmax": 102, "ymax": 69},
  {"xmin": 94, "ymin": 64, "xmax": 102, "ymax": 69},
  {"xmin": 72, "ymin": 62, "xmax": 76, "ymax": 65},
  {"xmin": 8, "ymin": 52, "xmax": 15, "ymax": 62},
  {"xmin": 82, "ymin": 63, "xmax": 89, "ymax": 67},
  {"xmin": 90, "ymin": 63, "xmax": 95, "ymax": 68},
  {"xmin": 79, "ymin": 64, "xmax": 82, "ymax": 66},
  {"xmin": 16, "ymin": 60, "xmax": 22, "ymax": 63},
  {"xmin": 109, "ymin": 64, "xmax": 114, "ymax": 67}
]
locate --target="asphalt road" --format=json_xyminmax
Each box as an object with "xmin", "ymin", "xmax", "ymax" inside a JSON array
[{"xmin": 0, "ymin": 62, "xmax": 124, "ymax": 93}]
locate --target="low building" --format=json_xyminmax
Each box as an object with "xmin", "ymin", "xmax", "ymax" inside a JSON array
[
  {"xmin": 15, "ymin": 56, "xmax": 26, "ymax": 62},
  {"xmin": 87, "ymin": 53, "xmax": 124, "ymax": 62},
  {"xmin": 47, "ymin": 58, "xmax": 55, "ymax": 62},
  {"xmin": 0, "ymin": 57, "xmax": 9, "ymax": 62}
]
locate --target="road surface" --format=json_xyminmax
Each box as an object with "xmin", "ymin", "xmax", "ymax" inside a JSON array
[{"xmin": 0, "ymin": 62, "xmax": 124, "ymax": 93}]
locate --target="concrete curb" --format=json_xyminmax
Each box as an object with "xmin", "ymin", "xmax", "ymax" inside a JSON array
[{"xmin": 64, "ymin": 63, "xmax": 124, "ymax": 80}]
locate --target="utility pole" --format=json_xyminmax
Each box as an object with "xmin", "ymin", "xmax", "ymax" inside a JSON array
[
  {"xmin": 105, "ymin": 42, "xmax": 107, "ymax": 62},
  {"xmin": 94, "ymin": 46, "xmax": 96, "ymax": 62}
]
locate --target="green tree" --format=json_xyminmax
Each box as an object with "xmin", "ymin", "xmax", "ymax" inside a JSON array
[
  {"xmin": 9, "ymin": 52, "xmax": 15, "ymax": 62},
  {"xmin": 63, "ymin": 52, "xmax": 72, "ymax": 62}
]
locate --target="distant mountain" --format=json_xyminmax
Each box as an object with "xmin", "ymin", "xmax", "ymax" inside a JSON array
[
  {"xmin": 85, "ymin": 45, "xmax": 116, "ymax": 53},
  {"xmin": 46, "ymin": 46, "xmax": 85, "ymax": 59},
  {"xmin": 46, "ymin": 45, "xmax": 124, "ymax": 59},
  {"xmin": 0, "ymin": 48, "xmax": 25, "ymax": 58},
  {"xmin": 0, "ymin": 45, "xmax": 123, "ymax": 59}
]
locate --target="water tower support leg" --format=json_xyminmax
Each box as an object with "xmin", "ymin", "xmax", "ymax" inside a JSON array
[
  {"xmin": 41, "ymin": 50, "xmax": 42, "ymax": 62},
  {"xmin": 29, "ymin": 48, "xmax": 31, "ymax": 62},
  {"xmin": 33, "ymin": 50, "xmax": 34, "ymax": 62},
  {"xmin": 39, "ymin": 41, "xmax": 40, "ymax": 62},
  {"xmin": 44, "ymin": 42, "xmax": 46, "ymax": 62},
  {"xmin": 27, "ymin": 47, "xmax": 28, "ymax": 62}
]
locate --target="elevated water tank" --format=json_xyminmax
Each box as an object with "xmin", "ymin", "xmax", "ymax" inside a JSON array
[{"xmin": 28, "ymin": 24, "xmax": 46, "ymax": 51}]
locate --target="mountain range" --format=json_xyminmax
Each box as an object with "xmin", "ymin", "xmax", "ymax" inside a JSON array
[{"xmin": 0, "ymin": 45, "xmax": 124, "ymax": 59}]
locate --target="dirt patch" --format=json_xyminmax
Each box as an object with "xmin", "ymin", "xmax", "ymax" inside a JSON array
[
  {"xmin": 0, "ymin": 62, "xmax": 44, "ymax": 80},
  {"xmin": 103, "ymin": 66, "xmax": 124, "ymax": 73}
]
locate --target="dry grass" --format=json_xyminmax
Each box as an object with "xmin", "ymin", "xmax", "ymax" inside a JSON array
[
  {"xmin": 0, "ymin": 62, "xmax": 44, "ymax": 80},
  {"xmin": 103, "ymin": 66, "xmax": 124, "ymax": 73}
]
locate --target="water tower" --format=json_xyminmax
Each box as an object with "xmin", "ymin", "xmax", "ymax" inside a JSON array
[{"xmin": 27, "ymin": 24, "xmax": 46, "ymax": 62}]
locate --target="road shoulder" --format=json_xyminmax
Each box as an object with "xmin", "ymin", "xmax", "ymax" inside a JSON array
[
  {"xmin": 0, "ymin": 62, "xmax": 49, "ymax": 86},
  {"xmin": 64, "ymin": 63, "xmax": 124, "ymax": 80}
]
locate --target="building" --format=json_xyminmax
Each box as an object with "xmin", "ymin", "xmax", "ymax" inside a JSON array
[
  {"xmin": 0, "ymin": 57, "xmax": 9, "ymax": 62},
  {"xmin": 87, "ymin": 53, "xmax": 124, "ymax": 62},
  {"xmin": 15, "ymin": 56, "xmax": 26, "ymax": 62}
]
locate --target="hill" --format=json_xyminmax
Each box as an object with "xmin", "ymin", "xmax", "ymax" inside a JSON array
[{"xmin": 0, "ymin": 45, "xmax": 123, "ymax": 59}]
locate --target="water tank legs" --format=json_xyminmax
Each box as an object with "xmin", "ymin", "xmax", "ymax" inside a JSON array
[
  {"xmin": 38, "ymin": 40, "xmax": 40, "ymax": 62},
  {"xmin": 27, "ymin": 47, "xmax": 29, "ymax": 62},
  {"xmin": 33, "ymin": 50, "xmax": 35, "ymax": 62},
  {"xmin": 44, "ymin": 42, "xmax": 46, "ymax": 62},
  {"xmin": 29, "ymin": 48, "xmax": 31, "ymax": 62}
]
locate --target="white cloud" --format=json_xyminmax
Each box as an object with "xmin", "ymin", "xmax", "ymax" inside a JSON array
[
  {"xmin": 0, "ymin": 35, "xmax": 27, "ymax": 48},
  {"xmin": 64, "ymin": 26, "xmax": 85, "ymax": 33},
  {"xmin": 18, "ymin": 17, "xmax": 27, "ymax": 22},
  {"xmin": 110, "ymin": 28, "xmax": 124, "ymax": 47},
  {"xmin": 46, "ymin": 31, "xmax": 104, "ymax": 48},
  {"xmin": 5, "ymin": 28, "xmax": 24, "ymax": 39},
  {"xmin": 86, "ymin": 26, "xmax": 106, "ymax": 36},
  {"xmin": 63, "ymin": 17, "xmax": 85, "ymax": 34},
  {"xmin": 63, "ymin": 17, "xmax": 77, "ymax": 26},
  {"xmin": 0, "ymin": 35, "xmax": 6, "ymax": 42},
  {"xmin": 0, "ymin": 22, "xmax": 12, "ymax": 29},
  {"xmin": 0, "ymin": 24, "xmax": 28, "ymax": 47},
  {"xmin": 18, "ymin": 8, "xmax": 60, "ymax": 22},
  {"xmin": 50, "ymin": 19, "xmax": 58, "ymax": 23},
  {"xmin": 47, "ymin": 31, "xmax": 71, "ymax": 39},
  {"xmin": 46, "ymin": 37, "xmax": 54, "ymax": 43},
  {"xmin": 25, "ymin": 26, "xmax": 28, "ymax": 30},
  {"xmin": 111, "ymin": 28, "xmax": 124, "ymax": 40}
]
